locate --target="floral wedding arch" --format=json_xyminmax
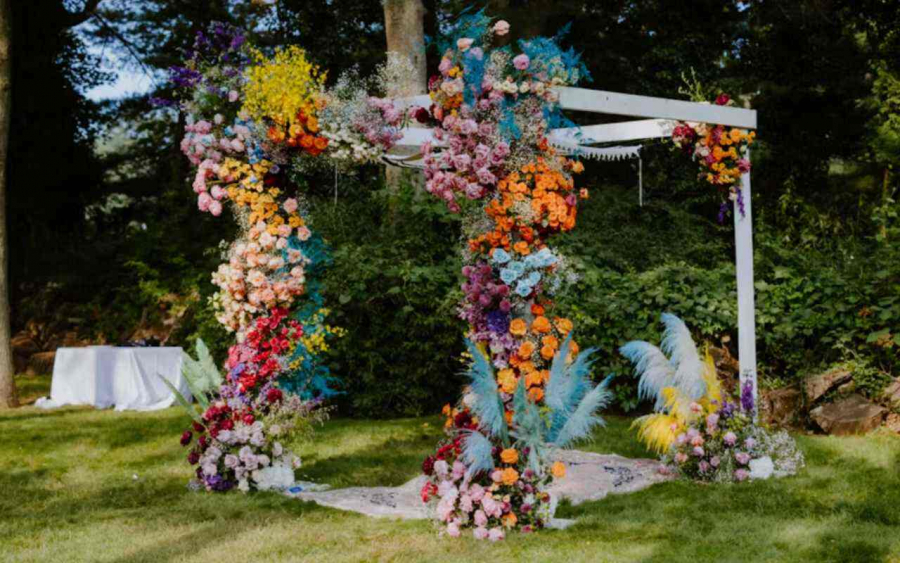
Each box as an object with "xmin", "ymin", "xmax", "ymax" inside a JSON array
[{"xmin": 164, "ymin": 12, "xmax": 761, "ymax": 540}]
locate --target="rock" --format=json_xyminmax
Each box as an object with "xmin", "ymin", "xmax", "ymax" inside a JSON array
[
  {"xmin": 882, "ymin": 378, "xmax": 900, "ymax": 408},
  {"xmin": 809, "ymin": 394, "xmax": 887, "ymax": 435},
  {"xmin": 26, "ymin": 351, "xmax": 56, "ymax": 376},
  {"xmin": 885, "ymin": 413, "xmax": 900, "ymax": 434},
  {"xmin": 804, "ymin": 368, "xmax": 852, "ymax": 404},
  {"xmin": 761, "ymin": 386, "xmax": 802, "ymax": 426}
]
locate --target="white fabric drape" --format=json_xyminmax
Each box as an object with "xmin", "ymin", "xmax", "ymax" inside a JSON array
[{"xmin": 36, "ymin": 347, "xmax": 189, "ymax": 411}]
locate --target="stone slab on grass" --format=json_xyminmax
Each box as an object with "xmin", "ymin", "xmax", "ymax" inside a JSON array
[{"xmin": 287, "ymin": 450, "xmax": 670, "ymax": 521}]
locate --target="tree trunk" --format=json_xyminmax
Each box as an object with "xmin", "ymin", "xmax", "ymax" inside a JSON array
[
  {"xmin": 383, "ymin": 0, "xmax": 426, "ymax": 196},
  {"xmin": 0, "ymin": 0, "xmax": 17, "ymax": 408}
]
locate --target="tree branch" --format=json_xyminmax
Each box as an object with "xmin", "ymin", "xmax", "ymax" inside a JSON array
[{"xmin": 64, "ymin": 0, "xmax": 103, "ymax": 28}]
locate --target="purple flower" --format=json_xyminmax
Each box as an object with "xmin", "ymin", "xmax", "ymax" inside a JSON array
[
  {"xmin": 741, "ymin": 380, "xmax": 755, "ymax": 414},
  {"xmin": 723, "ymin": 432, "xmax": 737, "ymax": 447},
  {"xmin": 734, "ymin": 469, "xmax": 750, "ymax": 482},
  {"xmin": 735, "ymin": 452, "xmax": 751, "ymax": 465}
]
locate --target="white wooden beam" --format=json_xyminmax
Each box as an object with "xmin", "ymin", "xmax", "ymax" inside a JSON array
[
  {"xmin": 556, "ymin": 87, "xmax": 757, "ymax": 129},
  {"xmin": 734, "ymin": 155, "xmax": 758, "ymax": 417},
  {"xmin": 550, "ymin": 119, "xmax": 672, "ymax": 144}
]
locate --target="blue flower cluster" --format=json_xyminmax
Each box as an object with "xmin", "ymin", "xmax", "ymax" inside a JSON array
[{"xmin": 491, "ymin": 247, "xmax": 558, "ymax": 297}]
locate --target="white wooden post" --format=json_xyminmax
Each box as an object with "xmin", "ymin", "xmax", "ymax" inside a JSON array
[{"xmin": 733, "ymin": 155, "xmax": 758, "ymax": 417}]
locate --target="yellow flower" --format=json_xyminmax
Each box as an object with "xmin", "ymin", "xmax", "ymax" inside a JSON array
[
  {"xmin": 500, "ymin": 448, "xmax": 519, "ymax": 465},
  {"xmin": 243, "ymin": 46, "xmax": 326, "ymax": 127},
  {"xmin": 551, "ymin": 461, "xmax": 566, "ymax": 478},
  {"xmin": 501, "ymin": 467, "xmax": 519, "ymax": 485}
]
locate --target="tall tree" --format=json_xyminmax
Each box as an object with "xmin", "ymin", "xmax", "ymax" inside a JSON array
[
  {"xmin": 0, "ymin": 0, "xmax": 16, "ymax": 408},
  {"xmin": 383, "ymin": 0, "xmax": 427, "ymax": 193}
]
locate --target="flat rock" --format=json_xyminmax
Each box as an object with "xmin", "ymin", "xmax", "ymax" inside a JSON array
[
  {"xmin": 809, "ymin": 393, "xmax": 887, "ymax": 435},
  {"xmin": 804, "ymin": 368, "xmax": 852, "ymax": 404},
  {"xmin": 287, "ymin": 450, "xmax": 670, "ymax": 521}
]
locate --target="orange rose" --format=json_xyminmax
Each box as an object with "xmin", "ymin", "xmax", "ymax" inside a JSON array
[
  {"xmin": 541, "ymin": 369, "xmax": 551, "ymax": 383},
  {"xmin": 528, "ymin": 387, "xmax": 544, "ymax": 402},
  {"xmin": 542, "ymin": 335, "xmax": 559, "ymax": 349},
  {"xmin": 504, "ymin": 410, "xmax": 514, "ymax": 424},
  {"xmin": 518, "ymin": 341, "xmax": 535, "ymax": 359},
  {"xmin": 513, "ymin": 240, "xmax": 530, "ymax": 255},
  {"xmin": 497, "ymin": 368, "xmax": 518, "ymax": 394},
  {"xmin": 531, "ymin": 316, "xmax": 551, "ymax": 334},
  {"xmin": 500, "ymin": 448, "xmax": 519, "ymax": 464},
  {"xmin": 525, "ymin": 370, "xmax": 543, "ymax": 388},
  {"xmin": 540, "ymin": 345, "xmax": 556, "ymax": 360},
  {"xmin": 518, "ymin": 361, "xmax": 535, "ymax": 374},
  {"xmin": 554, "ymin": 317, "xmax": 573, "ymax": 334},
  {"xmin": 441, "ymin": 404, "xmax": 452, "ymax": 416},
  {"xmin": 501, "ymin": 467, "xmax": 519, "ymax": 485},
  {"xmin": 509, "ymin": 318, "xmax": 527, "ymax": 336},
  {"xmin": 551, "ymin": 461, "xmax": 566, "ymax": 478}
]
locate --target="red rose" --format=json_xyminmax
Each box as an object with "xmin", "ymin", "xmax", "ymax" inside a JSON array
[
  {"xmin": 243, "ymin": 414, "xmax": 255, "ymax": 425},
  {"xmin": 414, "ymin": 107, "xmax": 431, "ymax": 124},
  {"xmin": 266, "ymin": 388, "xmax": 284, "ymax": 403},
  {"xmin": 187, "ymin": 451, "xmax": 200, "ymax": 465},
  {"xmin": 715, "ymin": 93, "xmax": 731, "ymax": 106},
  {"xmin": 192, "ymin": 421, "xmax": 205, "ymax": 433},
  {"xmin": 422, "ymin": 455, "xmax": 436, "ymax": 476},
  {"xmin": 180, "ymin": 430, "xmax": 193, "ymax": 446}
]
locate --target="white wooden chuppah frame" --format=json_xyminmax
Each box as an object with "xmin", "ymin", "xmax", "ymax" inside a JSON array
[{"xmin": 390, "ymin": 87, "xmax": 759, "ymax": 410}]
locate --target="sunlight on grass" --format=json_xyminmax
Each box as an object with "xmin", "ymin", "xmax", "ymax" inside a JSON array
[{"xmin": 3, "ymin": 373, "xmax": 900, "ymax": 562}]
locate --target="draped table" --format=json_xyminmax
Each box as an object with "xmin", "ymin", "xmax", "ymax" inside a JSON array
[{"xmin": 36, "ymin": 346, "xmax": 191, "ymax": 411}]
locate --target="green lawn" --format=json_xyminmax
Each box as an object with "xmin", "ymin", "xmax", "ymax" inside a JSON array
[{"xmin": 3, "ymin": 374, "xmax": 900, "ymax": 563}]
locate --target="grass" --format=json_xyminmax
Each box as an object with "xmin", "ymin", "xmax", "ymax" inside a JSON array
[{"xmin": 3, "ymin": 374, "xmax": 900, "ymax": 563}]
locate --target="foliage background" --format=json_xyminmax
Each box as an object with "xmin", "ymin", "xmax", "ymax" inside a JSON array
[{"xmin": 10, "ymin": 0, "xmax": 899, "ymax": 416}]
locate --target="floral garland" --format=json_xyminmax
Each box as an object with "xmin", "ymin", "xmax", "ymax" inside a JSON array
[
  {"xmin": 419, "ymin": 13, "xmax": 611, "ymax": 540},
  {"xmin": 167, "ymin": 23, "xmax": 405, "ymax": 493},
  {"xmin": 671, "ymin": 93, "xmax": 755, "ymax": 221}
]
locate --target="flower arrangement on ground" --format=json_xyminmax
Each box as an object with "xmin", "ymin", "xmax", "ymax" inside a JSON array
[
  {"xmin": 621, "ymin": 313, "xmax": 804, "ymax": 483},
  {"xmin": 418, "ymin": 12, "xmax": 610, "ymax": 539}
]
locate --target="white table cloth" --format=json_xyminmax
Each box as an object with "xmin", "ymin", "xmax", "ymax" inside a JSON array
[{"xmin": 36, "ymin": 346, "xmax": 191, "ymax": 411}]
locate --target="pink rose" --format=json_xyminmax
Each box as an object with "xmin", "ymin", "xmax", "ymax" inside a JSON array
[
  {"xmin": 493, "ymin": 20, "xmax": 510, "ymax": 36},
  {"xmin": 474, "ymin": 509, "xmax": 487, "ymax": 527},
  {"xmin": 473, "ymin": 527, "xmax": 489, "ymax": 540},
  {"xmin": 228, "ymin": 90, "xmax": 239, "ymax": 102},
  {"xmin": 723, "ymin": 432, "xmax": 737, "ymax": 446},
  {"xmin": 734, "ymin": 469, "xmax": 749, "ymax": 482},
  {"xmin": 457, "ymin": 38, "xmax": 474, "ymax": 52},
  {"xmin": 447, "ymin": 522, "xmax": 460, "ymax": 537},
  {"xmin": 283, "ymin": 198, "xmax": 299, "ymax": 214},
  {"xmin": 488, "ymin": 528, "xmax": 505, "ymax": 542},
  {"xmin": 513, "ymin": 54, "xmax": 530, "ymax": 71}
]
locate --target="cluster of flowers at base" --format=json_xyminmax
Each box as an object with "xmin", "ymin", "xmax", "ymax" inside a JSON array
[
  {"xmin": 670, "ymin": 94, "xmax": 755, "ymax": 219},
  {"xmin": 421, "ymin": 408, "xmax": 562, "ymax": 539},
  {"xmin": 662, "ymin": 399, "xmax": 759, "ymax": 482},
  {"xmin": 211, "ymin": 226, "xmax": 310, "ymax": 334},
  {"xmin": 182, "ymin": 391, "xmax": 326, "ymax": 493},
  {"xmin": 661, "ymin": 398, "xmax": 805, "ymax": 483}
]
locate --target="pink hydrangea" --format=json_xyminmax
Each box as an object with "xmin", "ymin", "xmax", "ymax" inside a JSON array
[{"xmin": 513, "ymin": 54, "xmax": 530, "ymax": 71}]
